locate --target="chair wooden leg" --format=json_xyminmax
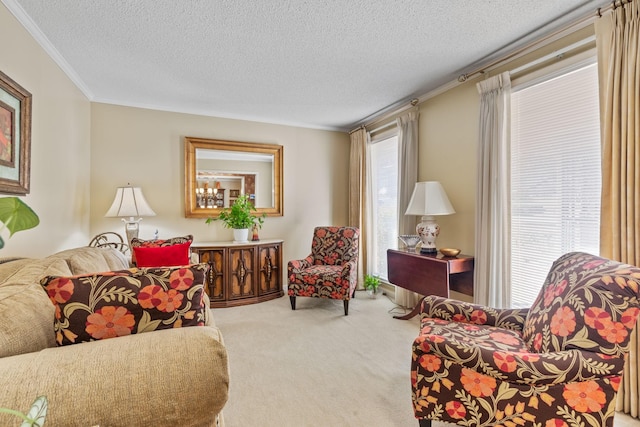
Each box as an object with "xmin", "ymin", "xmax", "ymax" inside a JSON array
[
  {"xmin": 290, "ymin": 296, "xmax": 296, "ymax": 310},
  {"xmin": 418, "ymin": 419, "xmax": 432, "ymax": 427},
  {"xmin": 344, "ymin": 300, "xmax": 349, "ymax": 316}
]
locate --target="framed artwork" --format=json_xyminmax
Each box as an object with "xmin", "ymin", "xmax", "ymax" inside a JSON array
[{"xmin": 0, "ymin": 70, "xmax": 31, "ymax": 194}]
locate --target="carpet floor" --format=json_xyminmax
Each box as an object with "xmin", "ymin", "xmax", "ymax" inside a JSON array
[
  {"xmin": 213, "ymin": 293, "xmax": 640, "ymax": 427},
  {"xmin": 213, "ymin": 291, "xmax": 422, "ymax": 427}
]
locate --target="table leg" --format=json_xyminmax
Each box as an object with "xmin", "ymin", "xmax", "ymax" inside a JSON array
[{"xmin": 393, "ymin": 297, "xmax": 424, "ymax": 320}]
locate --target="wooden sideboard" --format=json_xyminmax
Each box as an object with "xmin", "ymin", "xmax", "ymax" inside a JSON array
[
  {"xmin": 387, "ymin": 249, "xmax": 474, "ymax": 319},
  {"xmin": 192, "ymin": 239, "xmax": 284, "ymax": 308}
]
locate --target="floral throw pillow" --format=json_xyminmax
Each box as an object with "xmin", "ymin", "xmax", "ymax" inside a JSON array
[{"xmin": 40, "ymin": 264, "xmax": 208, "ymax": 346}]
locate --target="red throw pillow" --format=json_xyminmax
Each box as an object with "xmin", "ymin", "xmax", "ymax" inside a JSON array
[
  {"xmin": 129, "ymin": 234, "xmax": 193, "ymax": 266},
  {"xmin": 40, "ymin": 264, "xmax": 208, "ymax": 346},
  {"xmin": 133, "ymin": 241, "xmax": 191, "ymax": 267}
]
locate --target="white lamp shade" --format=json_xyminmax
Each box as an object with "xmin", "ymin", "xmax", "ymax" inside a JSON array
[
  {"xmin": 405, "ymin": 181, "xmax": 455, "ymax": 216},
  {"xmin": 105, "ymin": 186, "xmax": 156, "ymax": 218}
]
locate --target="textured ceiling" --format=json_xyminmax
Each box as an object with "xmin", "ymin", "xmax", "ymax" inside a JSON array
[{"xmin": 3, "ymin": 0, "xmax": 610, "ymax": 131}]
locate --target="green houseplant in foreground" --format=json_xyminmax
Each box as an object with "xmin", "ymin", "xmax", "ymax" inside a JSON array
[
  {"xmin": 0, "ymin": 197, "xmax": 40, "ymax": 249},
  {"xmin": 205, "ymin": 194, "xmax": 265, "ymax": 242},
  {"xmin": 0, "ymin": 396, "xmax": 47, "ymax": 427}
]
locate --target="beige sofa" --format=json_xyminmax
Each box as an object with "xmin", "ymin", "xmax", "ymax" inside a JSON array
[{"xmin": 0, "ymin": 246, "xmax": 229, "ymax": 427}]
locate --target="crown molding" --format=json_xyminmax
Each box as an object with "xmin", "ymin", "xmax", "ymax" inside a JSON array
[{"xmin": 2, "ymin": 0, "xmax": 94, "ymax": 99}]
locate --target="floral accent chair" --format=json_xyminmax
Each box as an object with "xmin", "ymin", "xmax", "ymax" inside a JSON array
[
  {"xmin": 411, "ymin": 252, "xmax": 640, "ymax": 427},
  {"xmin": 287, "ymin": 226, "xmax": 359, "ymax": 315}
]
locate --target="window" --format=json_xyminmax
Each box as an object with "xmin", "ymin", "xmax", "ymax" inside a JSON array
[
  {"xmin": 510, "ymin": 60, "xmax": 601, "ymax": 308},
  {"xmin": 369, "ymin": 134, "xmax": 399, "ymax": 280}
]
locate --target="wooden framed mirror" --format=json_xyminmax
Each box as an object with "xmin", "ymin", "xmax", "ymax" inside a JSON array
[{"xmin": 184, "ymin": 137, "xmax": 283, "ymax": 218}]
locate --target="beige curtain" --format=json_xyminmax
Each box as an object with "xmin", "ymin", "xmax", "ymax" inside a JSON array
[
  {"xmin": 349, "ymin": 127, "xmax": 368, "ymax": 287},
  {"xmin": 595, "ymin": 0, "xmax": 640, "ymax": 418},
  {"xmin": 395, "ymin": 111, "xmax": 420, "ymax": 308},
  {"xmin": 474, "ymin": 72, "xmax": 512, "ymax": 308}
]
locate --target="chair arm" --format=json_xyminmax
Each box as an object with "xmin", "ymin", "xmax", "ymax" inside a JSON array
[
  {"xmin": 414, "ymin": 332, "xmax": 626, "ymax": 387},
  {"xmin": 420, "ymin": 295, "xmax": 529, "ymax": 332},
  {"xmin": 485, "ymin": 349, "xmax": 626, "ymax": 386},
  {"xmin": 287, "ymin": 255, "xmax": 313, "ymax": 274},
  {"xmin": 339, "ymin": 260, "xmax": 358, "ymax": 287},
  {"xmin": 339, "ymin": 259, "xmax": 356, "ymax": 276}
]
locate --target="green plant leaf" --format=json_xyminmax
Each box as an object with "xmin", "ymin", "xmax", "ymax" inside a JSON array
[
  {"xmin": 21, "ymin": 396, "xmax": 47, "ymax": 427},
  {"xmin": 364, "ymin": 274, "xmax": 380, "ymax": 290},
  {"xmin": 0, "ymin": 198, "xmax": 39, "ymax": 237},
  {"xmin": 206, "ymin": 194, "xmax": 265, "ymax": 229}
]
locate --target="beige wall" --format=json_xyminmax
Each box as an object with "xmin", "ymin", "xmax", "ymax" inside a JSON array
[
  {"xmin": 0, "ymin": 4, "xmax": 92, "ymax": 257},
  {"xmin": 90, "ymin": 103, "xmax": 351, "ymax": 267},
  {"xmin": 417, "ymin": 82, "xmax": 479, "ymax": 256}
]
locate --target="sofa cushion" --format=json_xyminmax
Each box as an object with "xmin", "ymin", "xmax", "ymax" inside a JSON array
[
  {"xmin": 48, "ymin": 246, "xmax": 130, "ymax": 274},
  {"xmin": 133, "ymin": 241, "xmax": 191, "ymax": 267},
  {"xmin": 0, "ymin": 258, "xmax": 72, "ymax": 358},
  {"xmin": 40, "ymin": 264, "xmax": 209, "ymax": 346}
]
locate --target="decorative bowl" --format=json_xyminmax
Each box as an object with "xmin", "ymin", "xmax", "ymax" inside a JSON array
[
  {"xmin": 398, "ymin": 235, "xmax": 421, "ymax": 251},
  {"xmin": 440, "ymin": 248, "xmax": 461, "ymax": 257}
]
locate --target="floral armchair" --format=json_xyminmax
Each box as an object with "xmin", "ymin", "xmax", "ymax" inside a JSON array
[
  {"xmin": 412, "ymin": 252, "xmax": 640, "ymax": 427},
  {"xmin": 287, "ymin": 226, "xmax": 359, "ymax": 315}
]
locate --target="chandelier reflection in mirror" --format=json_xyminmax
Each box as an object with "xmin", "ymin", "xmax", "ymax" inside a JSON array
[{"xmin": 196, "ymin": 180, "xmax": 219, "ymax": 209}]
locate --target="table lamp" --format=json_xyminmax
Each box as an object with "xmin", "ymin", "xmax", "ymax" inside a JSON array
[
  {"xmin": 105, "ymin": 185, "xmax": 156, "ymax": 244},
  {"xmin": 405, "ymin": 181, "xmax": 455, "ymax": 254}
]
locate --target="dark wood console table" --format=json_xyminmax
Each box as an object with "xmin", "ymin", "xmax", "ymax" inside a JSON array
[
  {"xmin": 192, "ymin": 239, "xmax": 283, "ymax": 308},
  {"xmin": 387, "ymin": 249, "xmax": 474, "ymax": 320}
]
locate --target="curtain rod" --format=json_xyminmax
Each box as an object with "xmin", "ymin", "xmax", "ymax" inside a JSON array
[
  {"xmin": 458, "ymin": 0, "xmax": 631, "ymax": 83},
  {"xmin": 348, "ymin": 125, "xmax": 365, "ymax": 135},
  {"xmin": 599, "ymin": 0, "xmax": 634, "ymax": 16},
  {"xmin": 350, "ymin": 98, "xmax": 418, "ymax": 134}
]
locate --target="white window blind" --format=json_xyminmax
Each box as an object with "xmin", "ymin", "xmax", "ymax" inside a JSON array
[
  {"xmin": 510, "ymin": 61, "xmax": 601, "ymax": 308},
  {"xmin": 369, "ymin": 135, "xmax": 398, "ymax": 280}
]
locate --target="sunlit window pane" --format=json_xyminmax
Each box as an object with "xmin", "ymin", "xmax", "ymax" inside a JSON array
[
  {"xmin": 370, "ymin": 135, "xmax": 398, "ymax": 280},
  {"xmin": 510, "ymin": 62, "xmax": 601, "ymax": 308}
]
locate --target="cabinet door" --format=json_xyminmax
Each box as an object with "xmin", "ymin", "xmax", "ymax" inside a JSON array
[
  {"xmin": 228, "ymin": 247, "xmax": 256, "ymax": 300},
  {"xmin": 258, "ymin": 243, "xmax": 282, "ymax": 296},
  {"xmin": 196, "ymin": 249, "xmax": 226, "ymax": 303}
]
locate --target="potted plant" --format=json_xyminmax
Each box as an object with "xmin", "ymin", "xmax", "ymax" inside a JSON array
[
  {"xmin": 364, "ymin": 274, "xmax": 380, "ymax": 298},
  {"xmin": 0, "ymin": 197, "xmax": 39, "ymax": 248},
  {"xmin": 206, "ymin": 194, "xmax": 265, "ymax": 243}
]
